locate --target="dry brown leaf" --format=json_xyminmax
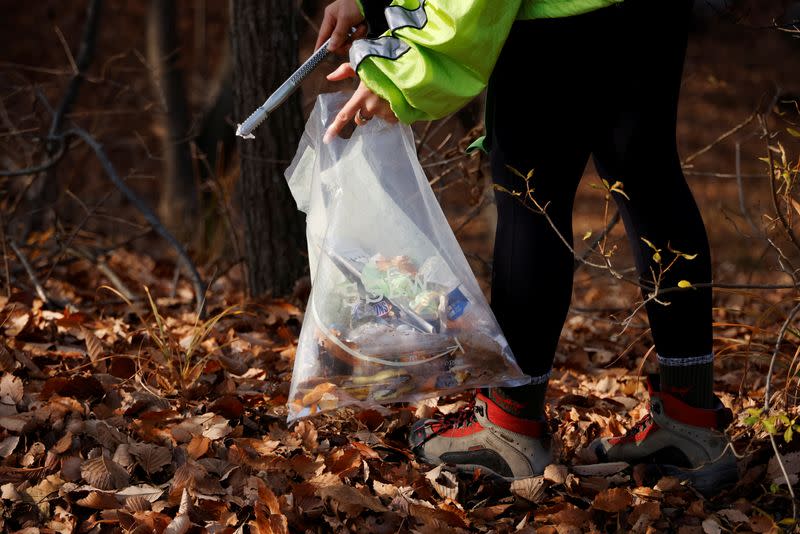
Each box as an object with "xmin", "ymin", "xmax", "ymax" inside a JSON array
[
  {"xmin": 767, "ymin": 450, "xmax": 800, "ymax": 486},
  {"xmin": 547, "ymin": 504, "xmax": 590, "ymax": 527},
  {"xmin": 21, "ymin": 441, "xmax": 45, "ymax": 467},
  {"xmin": 327, "ymin": 446, "xmax": 361, "ymax": 477},
  {"xmin": 186, "ymin": 435, "xmax": 210, "ymax": 460},
  {"xmin": 511, "ymin": 476, "xmax": 547, "ymax": 503},
  {"xmin": 124, "ymin": 495, "xmax": 152, "ymax": 512},
  {"xmin": 470, "ymin": 503, "xmax": 511, "ymax": 521},
  {"xmin": 81, "ymin": 327, "xmax": 106, "ymax": 371},
  {"xmin": 424, "ymin": 465, "xmax": 458, "ymax": 500},
  {"xmin": 702, "ymin": 518, "xmax": 723, "ymax": 534},
  {"xmin": 544, "ymin": 464, "xmax": 569, "ymax": 485},
  {"xmin": 76, "ymin": 491, "xmax": 121, "ymax": 510},
  {"xmin": 52, "ymin": 431, "xmax": 73, "ymax": 455},
  {"xmin": 163, "ymin": 489, "xmax": 192, "ymax": 534},
  {"xmin": 318, "ymin": 483, "xmax": 388, "ymax": 517},
  {"xmin": 654, "ymin": 476, "xmax": 683, "ymax": 492},
  {"xmin": 592, "ymin": 487, "xmax": 632, "ymax": 513},
  {"xmin": 0, "ymin": 373, "xmax": 23, "ymax": 405},
  {"xmin": 256, "ymin": 479, "xmax": 282, "ymax": 515},
  {"xmin": 116, "ymin": 485, "xmax": 164, "ymax": 503},
  {"xmin": 0, "ymin": 436, "xmax": 19, "ymax": 458},
  {"xmin": 717, "ymin": 508, "xmax": 748, "ymax": 524},
  {"xmin": 0, "ymin": 345, "xmax": 16, "ymax": 372},
  {"xmin": 749, "ymin": 514, "xmax": 776, "ymax": 533},
  {"xmin": 94, "ymin": 421, "xmax": 128, "ymax": 448},
  {"xmin": 81, "ymin": 456, "xmax": 130, "ymax": 490},
  {"xmin": 294, "ymin": 420, "xmax": 318, "ymax": 452},
  {"xmin": 628, "ymin": 501, "xmax": 660, "ymax": 527},
  {"xmin": 130, "ymin": 442, "xmax": 172, "ymax": 474},
  {"xmin": 4, "ymin": 310, "xmax": 29, "ymax": 337}
]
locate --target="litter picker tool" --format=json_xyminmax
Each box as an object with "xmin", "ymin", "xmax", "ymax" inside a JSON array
[{"xmin": 236, "ymin": 31, "xmax": 354, "ymax": 139}]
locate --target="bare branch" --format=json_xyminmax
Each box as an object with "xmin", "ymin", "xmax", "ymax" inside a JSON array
[
  {"xmin": 70, "ymin": 127, "xmax": 207, "ymax": 317},
  {"xmin": 50, "ymin": 0, "xmax": 102, "ymax": 137},
  {"xmin": 8, "ymin": 240, "xmax": 49, "ymax": 304}
]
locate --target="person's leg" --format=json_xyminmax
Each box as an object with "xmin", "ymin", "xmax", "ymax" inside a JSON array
[
  {"xmin": 486, "ymin": 22, "xmax": 593, "ymax": 417},
  {"xmin": 409, "ymin": 10, "xmax": 605, "ymax": 479},
  {"xmin": 591, "ymin": 0, "xmax": 714, "ymax": 408},
  {"xmin": 590, "ymin": 0, "xmax": 737, "ymax": 493}
]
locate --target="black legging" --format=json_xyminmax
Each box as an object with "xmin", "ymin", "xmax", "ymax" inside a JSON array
[{"xmin": 487, "ymin": 0, "xmax": 711, "ymax": 380}]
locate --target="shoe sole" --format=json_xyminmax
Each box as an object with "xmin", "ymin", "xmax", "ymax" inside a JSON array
[{"xmin": 416, "ymin": 451, "xmax": 536, "ymax": 481}]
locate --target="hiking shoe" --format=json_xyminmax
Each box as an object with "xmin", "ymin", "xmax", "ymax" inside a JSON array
[
  {"xmin": 409, "ymin": 391, "xmax": 551, "ymax": 479},
  {"xmin": 592, "ymin": 375, "xmax": 738, "ymax": 495}
]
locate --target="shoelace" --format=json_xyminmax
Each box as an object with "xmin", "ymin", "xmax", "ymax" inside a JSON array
[
  {"xmin": 621, "ymin": 413, "xmax": 654, "ymax": 440},
  {"xmin": 417, "ymin": 398, "xmax": 478, "ymax": 446}
]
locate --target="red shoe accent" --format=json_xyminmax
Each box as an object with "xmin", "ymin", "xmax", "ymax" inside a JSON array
[
  {"xmin": 476, "ymin": 392, "xmax": 545, "ymax": 438},
  {"xmin": 646, "ymin": 376, "xmax": 732, "ymax": 430},
  {"xmin": 431, "ymin": 420, "xmax": 485, "ymax": 438},
  {"xmin": 608, "ymin": 416, "xmax": 658, "ymax": 445}
]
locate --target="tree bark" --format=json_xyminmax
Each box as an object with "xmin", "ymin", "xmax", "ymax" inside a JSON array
[
  {"xmin": 147, "ymin": 0, "xmax": 198, "ymax": 239},
  {"xmin": 231, "ymin": 0, "xmax": 307, "ymax": 297}
]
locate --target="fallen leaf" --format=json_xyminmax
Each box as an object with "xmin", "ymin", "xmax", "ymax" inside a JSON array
[
  {"xmin": 76, "ymin": 491, "xmax": 121, "ymax": 510},
  {"xmin": 187, "ymin": 435, "xmax": 210, "ymax": 460},
  {"xmin": 767, "ymin": 450, "xmax": 800, "ymax": 486},
  {"xmin": 116, "ymin": 484, "xmax": 164, "ymax": 503},
  {"xmin": 0, "ymin": 435, "xmax": 19, "ymax": 457},
  {"xmin": 163, "ymin": 489, "xmax": 191, "ymax": 534},
  {"xmin": 702, "ymin": 518, "xmax": 722, "ymax": 534},
  {"xmin": 750, "ymin": 514, "xmax": 776, "ymax": 533},
  {"xmin": 544, "ymin": 464, "xmax": 568, "ymax": 485},
  {"xmin": 424, "ymin": 465, "xmax": 458, "ymax": 500},
  {"xmin": 124, "ymin": 495, "xmax": 152, "ymax": 512},
  {"xmin": 592, "ymin": 487, "xmax": 632, "ymax": 513},
  {"xmin": 0, "ymin": 373, "xmax": 23, "ymax": 405},
  {"xmin": 130, "ymin": 442, "xmax": 172, "ymax": 474},
  {"xmin": 628, "ymin": 501, "xmax": 660, "ymax": 527},
  {"xmin": 317, "ymin": 483, "xmax": 388, "ymax": 516},
  {"xmin": 717, "ymin": 508, "xmax": 748, "ymax": 524},
  {"xmin": 81, "ymin": 456, "xmax": 130, "ymax": 490},
  {"xmin": 511, "ymin": 476, "xmax": 547, "ymax": 503}
]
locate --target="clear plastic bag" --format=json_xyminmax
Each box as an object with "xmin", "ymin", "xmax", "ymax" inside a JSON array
[{"xmin": 284, "ymin": 92, "xmax": 529, "ymax": 421}]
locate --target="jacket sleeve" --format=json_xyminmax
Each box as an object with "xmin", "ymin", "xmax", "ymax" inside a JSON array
[{"xmin": 348, "ymin": 0, "xmax": 521, "ymax": 124}]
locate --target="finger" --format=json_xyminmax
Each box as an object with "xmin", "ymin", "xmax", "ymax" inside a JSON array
[
  {"xmin": 352, "ymin": 23, "xmax": 368, "ymax": 40},
  {"xmin": 329, "ymin": 19, "xmax": 351, "ymax": 52},
  {"xmin": 353, "ymin": 109, "xmax": 369, "ymax": 126},
  {"xmin": 326, "ymin": 62, "xmax": 356, "ymax": 82},
  {"xmin": 323, "ymin": 92, "xmax": 366, "ymax": 143},
  {"xmin": 315, "ymin": 11, "xmax": 336, "ymax": 51}
]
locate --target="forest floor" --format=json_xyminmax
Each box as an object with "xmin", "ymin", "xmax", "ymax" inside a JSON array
[{"xmin": 2, "ymin": 1, "xmax": 800, "ymax": 532}]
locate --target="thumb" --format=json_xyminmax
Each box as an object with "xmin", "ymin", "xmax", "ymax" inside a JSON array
[{"xmin": 327, "ymin": 62, "xmax": 356, "ymax": 82}]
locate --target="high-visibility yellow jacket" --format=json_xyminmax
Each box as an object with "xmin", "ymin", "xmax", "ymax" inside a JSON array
[{"xmin": 351, "ymin": 0, "xmax": 622, "ymax": 124}]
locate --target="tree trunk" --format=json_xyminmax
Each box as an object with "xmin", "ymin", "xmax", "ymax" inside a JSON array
[
  {"xmin": 230, "ymin": 0, "xmax": 307, "ymax": 297},
  {"xmin": 147, "ymin": 0, "xmax": 198, "ymax": 240}
]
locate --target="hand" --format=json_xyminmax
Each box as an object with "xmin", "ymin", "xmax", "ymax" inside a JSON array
[
  {"xmin": 315, "ymin": 0, "xmax": 367, "ymax": 54},
  {"xmin": 323, "ymin": 63, "xmax": 398, "ymax": 144}
]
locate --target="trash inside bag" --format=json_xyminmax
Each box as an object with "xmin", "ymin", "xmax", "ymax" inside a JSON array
[{"xmin": 284, "ymin": 92, "xmax": 529, "ymax": 421}]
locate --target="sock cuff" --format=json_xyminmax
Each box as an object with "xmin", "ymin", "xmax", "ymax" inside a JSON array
[
  {"xmin": 528, "ymin": 369, "xmax": 552, "ymax": 385},
  {"xmin": 657, "ymin": 353, "xmax": 713, "ymax": 367}
]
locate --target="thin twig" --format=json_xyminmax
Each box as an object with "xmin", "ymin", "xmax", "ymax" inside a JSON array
[
  {"xmin": 574, "ymin": 210, "xmax": 621, "ymax": 272},
  {"xmin": 50, "ymin": 0, "xmax": 102, "ymax": 137},
  {"xmin": 0, "ymin": 137, "xmax": 68, "ymax": 177},
  {"xmin": 66, "ymin": 245, "xmax": 136, "ymax": 302},
  {"xmin": 682, "ymin": 111, "xmax": 756, "ymax": 165},
  {"xmin": 70, "ymin": 127, "xmax": 207, "ymax": 317},
  {"xmin": 0, "ymin": 213, "xmax": 11, "ymax": 298},
  {"xmin": 764, "ymin": 299, "xmax": 800, "ymax": 520},
  {"xmin": 8, "ymin": 240, "xmax": 49, "ymax": 304}
]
